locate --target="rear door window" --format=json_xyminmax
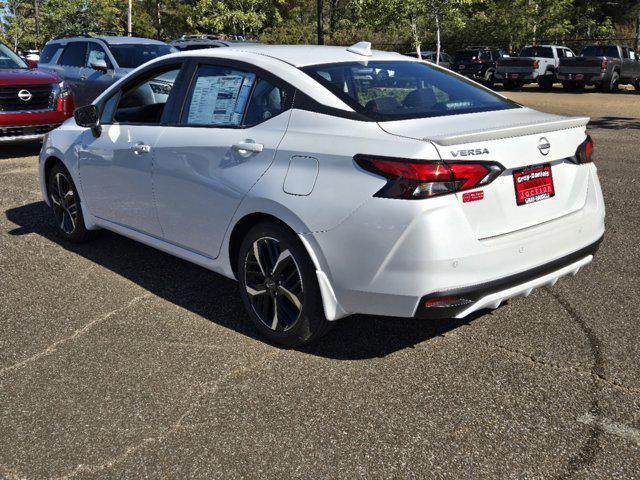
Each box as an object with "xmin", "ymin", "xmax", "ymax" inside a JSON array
[{"xmin": 59, "ymin": 42, "xmax": 87, "ymax": 67}]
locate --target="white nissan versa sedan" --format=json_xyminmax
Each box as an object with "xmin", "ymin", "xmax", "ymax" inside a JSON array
[{"xmin": 39, "ymin": 42, "xmax": 605, "ymax": 346}]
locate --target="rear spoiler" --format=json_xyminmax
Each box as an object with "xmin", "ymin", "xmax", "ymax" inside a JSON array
[{"xmin": 426, "ymin": 114, "xmax": 590, "ymax": 146}]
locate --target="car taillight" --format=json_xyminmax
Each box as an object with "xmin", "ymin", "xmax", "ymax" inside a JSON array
[
  {"xmin": 575, "ymin": 135, "xmax": 594, "ymax": 164},
  {"xmin": 601, "ymin": 59, "xmax": 608, "ymax": 72},
  {"xmin": 533, "ymin": 59, "xmax": 540, "ymax": 69},
  {"xmin": 354, "ymin": 155, "xmax": 504, "ymax": 200}
]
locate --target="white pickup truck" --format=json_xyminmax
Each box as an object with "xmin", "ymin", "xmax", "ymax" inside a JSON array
[{"xmin": 496, "ymin": 45, "xmax": 576, "ymax": 91}]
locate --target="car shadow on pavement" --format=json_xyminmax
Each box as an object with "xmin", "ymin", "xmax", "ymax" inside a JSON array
[
  {"xmin": 588, "ymin": 116, "xmax": 640, "ymax": 130},
  {"xmin": 5, "ymin": 201, "xmax": 477, "ymax": 360},
  {"xmin": 0, "ymin": 144, "xmax": 41, "ymax": 160}
]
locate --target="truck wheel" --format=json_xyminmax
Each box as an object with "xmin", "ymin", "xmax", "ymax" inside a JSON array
[
  {"xmin": 538, "ymin": 74, "xmax": 554, "ymax": 91},
  {"xmin": 603, "ymin": 72, "xmax": 619, "ymax": 93},
  {"xmin": 634, "ymin": 78, "xmax": 640, "ymax": 91},
  {"xmin": 484, "ymin": 70, "xmax": 495, "ymax": 88}
]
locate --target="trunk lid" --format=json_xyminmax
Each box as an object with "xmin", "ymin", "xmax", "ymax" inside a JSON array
[{"xmin": 379, "ymin": 108, "xmax": 591, "ymax": 239}]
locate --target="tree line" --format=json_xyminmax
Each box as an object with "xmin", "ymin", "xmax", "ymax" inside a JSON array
[{"xmin": 1, "ymin": 0, "xmax": 639, "ymax": 54}]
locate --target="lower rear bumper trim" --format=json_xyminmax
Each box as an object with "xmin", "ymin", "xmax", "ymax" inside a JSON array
[{"xmin": 415, "ymin": 235, "xmax": 603, "ymax": 319}]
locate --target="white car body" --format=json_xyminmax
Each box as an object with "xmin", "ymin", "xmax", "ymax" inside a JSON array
[{"xmin": 39, "ymin": 43, "xmax": 605, "ymax": 329}]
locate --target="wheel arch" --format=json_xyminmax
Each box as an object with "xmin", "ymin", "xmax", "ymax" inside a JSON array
[{"xmin": 42, "ymin": 155, "xmax": 64, "ymax": 199}]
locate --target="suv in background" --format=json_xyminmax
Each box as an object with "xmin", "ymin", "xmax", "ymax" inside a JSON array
[
  {"xmin": 0, "ymin": 42, "xmax": 73, "ymax": 143},
  {"xmin": 496, "ymin": 45, "xmax": 575, "ymax": 91},
  {"xmin": 38, "ymin": 35, "xmax": 176, "ymax": 106},
  {"xmin": 404, "ymin": 51, "xmax": 453, "ymax": 69},
  {"xmin": 451, "ymin": 46, "xmax": 509, "ymax": 87},
  {"xmin": 170, "ymin": 34, "xmax": 259, "ymax": 51},
  {"xmin": 558, "ymin": 44, "xmax": 640, "ymax": 92}
]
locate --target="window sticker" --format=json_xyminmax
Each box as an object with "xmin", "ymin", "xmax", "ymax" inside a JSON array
[{"xmin": 187, "ymin": 73, "xmax": 255, "ymax": 126}]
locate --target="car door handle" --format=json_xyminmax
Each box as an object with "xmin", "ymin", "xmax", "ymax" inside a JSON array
[
  {"xmin": 232, "ymin": 141, "xmax": 264, "ymax": 153},
  {"xmin": 132, "ymin": 142, "xmax": 151, "ymax": 155}
]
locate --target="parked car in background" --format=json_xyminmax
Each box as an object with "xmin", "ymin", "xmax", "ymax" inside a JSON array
[
  {"xmin": 41, "ymin": 42, "xmax": 604, "ymax": 346},
  {"xmin": 170, "ymin": 34, "xmax": 259, "ymax": 51},
  {"xmin": 38, "ymin": 34, "xmax": 176, "ymax": 106},
  {"xmin": 404, "ymin": 51, "xmax": 453, "ymax": 69},
  {"xmin": 496, "ymin": 45, "xmax": 575, "ymax": 91},
  {"xmin": 0, "ymin": 42, "xmax": 73, "ymax": 143},
  {"xmin": 558, "ymin": 44, "xmax": 640, "ymax": 92},
  {"xmin": 451, "ymin": 46, "xmax": 509, "ymax": 87},
  {"xmin": 20, "ymin": 49, "xmax": 40, "ymax": 68}
]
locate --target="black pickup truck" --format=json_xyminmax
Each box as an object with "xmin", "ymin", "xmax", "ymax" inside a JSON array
[
  {"xmin": 557, "ymin": 44, "xmax": 640, "ymax": 92},
  {"xmin": 451, "ymin": 46, "xmax": 509, "ymax": 87}
]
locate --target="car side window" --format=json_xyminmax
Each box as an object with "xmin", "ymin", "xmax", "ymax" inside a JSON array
[
  {"xmin": 86, "ymin": 43, "xmax": 112, "ymax": 69},
  {"xmin": 565, "ymin": 49, "xmax": 574, "ymax": 58},
  {"xmin": 112, "ymin": 67, "xmax": 181, "ymax": 125},
  {"xmin": 183, "ymin": 65, "xmax": 256, "ymax": 127},
  {"xmin": 480, "ymin": 51, "xmax": 491, "ymax": 61},
  {"xmin": 243, "ymin": 78, "xmax": 291, "ymax": 126},
  {"xmin": 100, "ymin": 93, "xmax": 120, "ymax": 124},
  {"xmin": 40, "ymin": 43, "xmax": 61, "ymax": 64},
  {"xmin": 58, "ymin": 42, "xmax": 87, "ymax": 67},
  {"xmin": 556, "ymin": 48, "xmax": 565, "ymax": 58}
]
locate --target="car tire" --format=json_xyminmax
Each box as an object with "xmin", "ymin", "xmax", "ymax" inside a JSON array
[
  {"xmin": 47, "ymin": 162, "xmax": 93, "ymax": 243},
  {"xmin": 484, "ymin": 69, "xmax": 495, "ymax": 88},
  {"xmin": 634, "ymin": 78, "xmax": 640, "ymax": 90},
  {"xmin": 603, "ymin": 72, "xmax": 619, "ymax": 93},
  {"xmin": 538, "ymin": 74, "xmax": 554, "ymax": 91},
  {"xmin": 238, "ymin": 221, "xmax": 332, "ymax": 347}
]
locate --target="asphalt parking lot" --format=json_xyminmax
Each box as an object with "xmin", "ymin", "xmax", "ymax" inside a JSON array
[{"xmin": 1, "ymin": 86, "xmax": 639, "ymax": 479}]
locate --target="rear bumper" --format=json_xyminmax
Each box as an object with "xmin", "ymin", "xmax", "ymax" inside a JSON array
[
  {"xmin": 415, "ymin": 236, "xmax": 602, "ymax": 319},
  {"xmin": 557, "ymin": 72, "xmax": 605, "ymax": 83},
  {"xmin": 495, "ymin": 71, "xmax": 538, "ymax": 81}
]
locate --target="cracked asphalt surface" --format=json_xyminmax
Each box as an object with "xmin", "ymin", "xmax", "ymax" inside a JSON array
[{"xmin": 1, "ymin": 87, "xmax": 639, "ymax": 479}]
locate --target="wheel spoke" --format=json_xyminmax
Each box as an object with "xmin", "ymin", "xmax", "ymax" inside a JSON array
[
  {"xmin": 50, "ymin": 194, "xmax": 61, "ymax": 207},
  {"xmin": 270, "ymin": 296, "xmax": 279, "ymax": 330},
  {"xmin": 252, "ymin": 240, "xmax": 267, "ymax": 277},
  {"xmin": 271, "ymin": 249, "xmax": 292, "ymax": 278},
  {"xmin": 246, "ymin": 285, "xmax": 267, "ymax": 297},
  {"xmin": 278, "ymin": 286, "xmax": 302, "ymax": 311}
]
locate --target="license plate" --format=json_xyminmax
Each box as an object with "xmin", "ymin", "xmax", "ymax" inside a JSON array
[
  {"xmin": 510, "ymin": 73, "xmax": 519, "ymax": 79},
  {"xmin": 513, "ymin": 164, "xmax": 555, "ymax": 206},
  {"xmin": 575, "ymin": 74, "xmax": 584, "ymax": 80}
]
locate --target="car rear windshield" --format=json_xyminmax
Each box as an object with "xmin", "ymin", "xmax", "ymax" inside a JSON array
[
  {"xmin": 109, "ymin": 44, "xmax": 176, "ymax": 69},
  {"xmin": 454, "ymin": 50, "xmax": 479, "ymax": 61},
  {"xmin": 0, "ymin": 43, "xmax": 27, "ymax": 69},
  {"xmin": 520, "ymin": 46, "xmax": 554, "ymax": 58},
  {"xmin": 580, "ymin": 45, "xmax": 620, "ymax": 58},
  {"xmin": 302, "ymin": 60, "xmax": 518, "ymax": 121}
]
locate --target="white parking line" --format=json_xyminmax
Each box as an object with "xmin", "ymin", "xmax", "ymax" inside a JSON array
[{"xmin": 578, "ymin": 413, "xmax": 640, "ymax": 447}]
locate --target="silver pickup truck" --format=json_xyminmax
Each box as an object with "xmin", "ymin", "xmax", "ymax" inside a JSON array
[{"xmin": 496, "ymin": 45, "xmax": 575, "ymax": 91}]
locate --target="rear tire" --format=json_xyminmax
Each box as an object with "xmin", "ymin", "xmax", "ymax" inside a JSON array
[
  {"xmin": 538, "ymin": 74, "xmax": 554, "ymax": 91},
  {"xmin": 602, "ymin": 72, "xmax": 619, "ymax": 93},
  {"xmin": 237, "ymin": 221, "xmax": 332, "ymax": 347},
  {"xmin": 634, "ymin": 78, "xmax": 640, "ymax": 90},
  {"xmin": 47, "ymin": 163, "xmax": 93, "ymax": 243}
]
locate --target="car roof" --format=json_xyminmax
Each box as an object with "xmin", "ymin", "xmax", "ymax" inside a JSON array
[
  {"xmin": 204, "ymin": 44, "xmax": 406, "ymax": 67},
  {"xmin": 50, "ymin": 36, "xmax": 167, "ymax": 46}
]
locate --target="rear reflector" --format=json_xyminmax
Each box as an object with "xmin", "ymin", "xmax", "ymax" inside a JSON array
[
  {"xmin": 424, "ymin": 296, "xmax": 473, "ymax": 308},
  {"xmin": 355, "ymin": 155, "xmax": 504, "ymax": 200}
]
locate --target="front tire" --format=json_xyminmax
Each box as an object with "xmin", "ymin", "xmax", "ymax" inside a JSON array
[
  {"xmin": 484, "ymin": 69, "xmax": 495, "ymax": 88},
  {"xmin": 238, "ymin": 222, "xmax": 331, "ymax": 347},
  {"xmin": 47, "ymin": 163, "xmax": 93, "ymax": 243}
]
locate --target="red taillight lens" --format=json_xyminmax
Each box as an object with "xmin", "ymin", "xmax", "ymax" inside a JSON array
[
  {"xmin": 601, "ymin": 59, "xmax": 608, "ymax": 71},
  {"xmin": 533, "ymin": 59, "xmax": 540, "ymax": 69},
  {"xmin": 575, "ymin": 135, "xmax": 594, "ymax": 164},
  {"xmin": 355, "ymin": 155, "xmax": 504, "ymax": 200}
]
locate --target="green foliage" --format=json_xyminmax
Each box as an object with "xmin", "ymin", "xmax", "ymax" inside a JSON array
[{"xmin": 0, "ymin": 0, "xmax": 636, "ymax": 52}]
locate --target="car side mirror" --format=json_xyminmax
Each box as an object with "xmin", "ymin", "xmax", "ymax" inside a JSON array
[
  {"xmin": 74, "ymin": 105, "xmax": 101, "ymax": 136},
  {"xmin": 90, "ymin": 59, "xmax": 108, "ymax": 73}
]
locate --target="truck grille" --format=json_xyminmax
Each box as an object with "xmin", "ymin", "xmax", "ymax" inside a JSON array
[{"xmin": 0, "ymin": 84, "xmax": 53, "ymax": 112}]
